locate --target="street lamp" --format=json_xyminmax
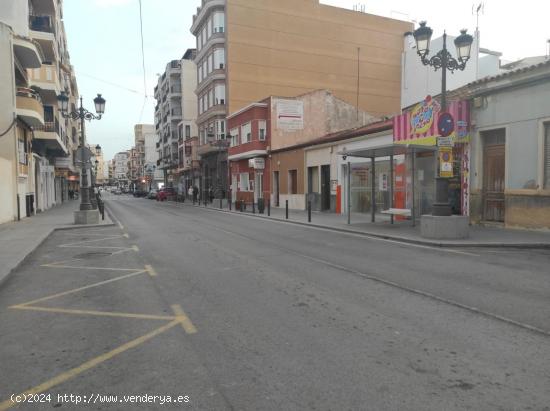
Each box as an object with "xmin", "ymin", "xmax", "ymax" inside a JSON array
[
  {"xmin": 412, "ymin": 21, "xmax": 473, "ymax": 216},
  {"xmin": 57, "ymin": 92, "xmax": 105, "ymax": 212}
]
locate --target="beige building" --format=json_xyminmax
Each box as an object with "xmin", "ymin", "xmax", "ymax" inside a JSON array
[
  {"xmin": 0, "ymin": 0, "xmax": 79, "ymax": 223},
  {"xmin": 191, "ymin": 0, "xmax": 412, "ymax": 197}
]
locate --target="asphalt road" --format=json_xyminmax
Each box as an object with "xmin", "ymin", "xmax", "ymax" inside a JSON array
[{"xmin": 1, "ymin": 194, "xmax": 549, "ymax": 410}]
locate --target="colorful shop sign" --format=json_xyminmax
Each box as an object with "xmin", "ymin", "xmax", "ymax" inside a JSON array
[
  {"xmin": 393, "ymin": 97, "xmax": 470, "ymax": 146},
  {"xmin": 439, "ymin": 147, "xmax": 454, "ymax": 178}
]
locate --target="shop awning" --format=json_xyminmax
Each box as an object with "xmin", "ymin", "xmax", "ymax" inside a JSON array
[{"xmin": 338, "ymin": 143, "xmax": 436, "ymax": 159}]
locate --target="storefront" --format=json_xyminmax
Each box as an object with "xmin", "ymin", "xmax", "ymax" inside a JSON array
[
  {"xmin": 339, "ymin": 97, "xmax": 470, "ymax": 222},
  {"xmin": 229, "ymin": 157, "xmax": 269, "ymax": 205}
]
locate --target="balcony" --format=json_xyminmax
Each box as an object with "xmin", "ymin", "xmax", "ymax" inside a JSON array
[
  {"xmin": 28, "ymin": 65, "xmax": 60, "ymax": 100},
  {"xmin": 29, "ymin": 16, "xmax": 57, "ymax": 62},
  {"xmin": 16, "ymin": 87, "xmax": 44, "ymax": 127},
  {"xmin": 13, "ymin": 36, "xmax": 43, "ymax": 69},
  {"xmin": 33, "ymin": 117, "xmax": 68, "ymax": 155}
]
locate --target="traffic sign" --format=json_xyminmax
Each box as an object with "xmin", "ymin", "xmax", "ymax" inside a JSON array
[{"xmin": 437, "ymin": 112, "xmax": 455, "ymax": 137}]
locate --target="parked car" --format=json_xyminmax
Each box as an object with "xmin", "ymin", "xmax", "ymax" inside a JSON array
[
  {"xmin": 113, "ymin": 189, "xmax": 122, "ymax": 195},
  {"xmin": 133, "ymin": 190, "xmax": 148, "ymax": 197},
  {"xmin": 156, "ymin": 187, "xmax": 176, "ymax": 201},
  {"xmin": 147, "ymin": 189, "xmax": 158, "ymax": 199}
]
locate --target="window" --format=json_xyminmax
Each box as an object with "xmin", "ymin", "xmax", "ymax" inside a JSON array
[
  {"xmin": 288, "ymin": 170, "xmax": 298, "ymax": 194},
  {"xmin": 213, "ymin": 48, "xmax": 225, "ymax": 69},
  {"xmin": 200, "ymin": 128, "xmax": 206, "ymax": 145},
  {"xmin": 216, "ymin": 120, "xmax": 225, "ymax": 140},
  {"xmin": 18, "ymin": 139, "xmax": 26, "ymax": 165},
  {"xmin": 230, "ymin": 128, "xmax": 239, "ymax": 147},
  {"xmin": 202, "ymin": 62, "xmax": 207, "ymax": 80},
  {"xmin": 185, "ymin": 125, "xmax": 191, "ymax": 138},
  {"xmin": 207, "ymin": 18, "xmax": 212, "ymax": 39},
  {"xmin": 241, "ymin": 122, "xmax": 251, "ymax": 143},
  {"xmin": 214, "ymin": 84, "xmax": 225, "ymax": 105},
  {"xmin": 213, "ymin": 11, "xmax": 225, "ymax": 33},
  {"xmin": 209, "ymin": 89, "xmax": 214, "ymax": 108},
  {"xmin": 258, "ymin": 120, "xmax": 266, "ymax": 141},
  {"xmin": 202, "ymin": 26, "xmax": 207, "ymax": 47},
  {"xmin": 207, "ymin": 53, "xmax": 213, "ymax": 74},
  {"xmin": 198, "ymin": 63, "xmax": 203, "ymax": 83},
  {"xmin": 240, "ymin": 173, "xmax": 250, "ymax": 191},
  {"xmin": 545, "ymin": 123, "xmax": 550, "ymax": 188}
]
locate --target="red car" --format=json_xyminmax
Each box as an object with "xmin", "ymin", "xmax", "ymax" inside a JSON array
[{"xmin": 156, "ymin": 187, "xmax": 175, "ymax": 201}]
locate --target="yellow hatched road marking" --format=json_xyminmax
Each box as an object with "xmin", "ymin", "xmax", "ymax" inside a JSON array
[
  {"xmin": 171, "ymin": 304, "xmax": 197, "ymax": 334},
  {"xmin": 10, "ymin": 305, "xmax": 177, "ymax": 321},
  {"xmin": 0, "ymin": 320, "xmax": 180, "ymax": 411},
  {"xmin": 144, "ymin": 264, "xmax": 157, "ymax": 277},
  {"xmin": 11, "ymin": 270, "xmax": 146, "ymax": 307}
]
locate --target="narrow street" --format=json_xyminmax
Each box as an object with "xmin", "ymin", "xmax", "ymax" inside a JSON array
[{"xmin": 1, "ymin": 194, "xmax": 549, "ymax": 410}]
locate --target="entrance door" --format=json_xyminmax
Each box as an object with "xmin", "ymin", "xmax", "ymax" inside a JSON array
[
  {"xmin": 321, "ymin": 165, "xmax": 331, "ymax": 211},
  {"xmin": 273, "ymin": 171, "xmax": 279, "ymax": 206},
  {"xmin": 231, "ymin": 174, "xmax": 237, "ymax": 203},
  {"xmin": 482, "ymin": 130, "xmax": 505, "ymax": 222}
]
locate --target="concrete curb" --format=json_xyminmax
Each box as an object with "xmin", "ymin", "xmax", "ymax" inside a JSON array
[{"xmin": 163, "ymin": 200, "xmax": 550, "ymax": 249}]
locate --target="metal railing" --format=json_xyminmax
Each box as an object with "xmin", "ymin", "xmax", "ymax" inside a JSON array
[
  {"xmin": 16, "ymin": 87, "xmax": 42, "ymax": 103},
  {"xmin": 29, "ymin": 15, "xmax": 53, "ymax": 33}
]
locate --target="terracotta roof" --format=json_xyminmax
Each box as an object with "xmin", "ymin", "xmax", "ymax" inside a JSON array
[
  {"xmin": 271, "ymin": 119, "xmax": 393, "ymax": 153},
  {"xmin": 467, "ymin": 58, "xmax": 550, "ymax": 87}
]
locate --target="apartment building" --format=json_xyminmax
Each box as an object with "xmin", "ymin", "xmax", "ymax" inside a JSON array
[
  {"xmin": 0, "ymin": 0, "xmax": 79, "ymax": 223},
  {"xmin": 140, "ymin": 123, "xmax": 163, "ymax": 189},
  {"xmin": 114, "ymin": 151, "xmax": 128, "ymax": 188},
  {"xmin": 154, "ymin": 50, "xmax": 198, "ymax": 191},
  {"xmin": 190, "ymin": 0, "xmax": 412, "ymax": 199},
  {"xmin": 88, "ymin": 144, "xmax": 104, "ymax": 186}
]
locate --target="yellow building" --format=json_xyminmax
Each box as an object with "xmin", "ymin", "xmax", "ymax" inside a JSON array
[{"xmin": 190, "ymin": 0, "xmax": 412, "ymax": 196}]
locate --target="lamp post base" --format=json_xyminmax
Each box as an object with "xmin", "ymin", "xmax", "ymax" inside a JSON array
[
  {"xmin": 74, "ymin": 209, "xmax": 99, "ymax": 225},
  {"xmin": 432, "ymin": 177, "xmax": 452, "ymax": 216}
]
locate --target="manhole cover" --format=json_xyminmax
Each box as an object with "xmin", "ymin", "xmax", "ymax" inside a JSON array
[{"xmin": 73, "ymin": 252, "xmax": 112, "ymax": 259}]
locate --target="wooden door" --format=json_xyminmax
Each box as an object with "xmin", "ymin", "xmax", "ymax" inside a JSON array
[{"xmin": 483, "ymin": 144, "xmax": 505, "ymax": 222}]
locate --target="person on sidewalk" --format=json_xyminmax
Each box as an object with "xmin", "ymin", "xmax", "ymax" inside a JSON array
[
  {"xmin": 188, "ymin": 186, "xmax": 193, "ymax": 201},
  {"xmin": 192, "ymin": 185, "xmax": 198, "ymax": 204}
]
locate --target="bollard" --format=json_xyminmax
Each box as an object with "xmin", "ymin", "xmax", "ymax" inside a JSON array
[
  {"xmin": 220, "ymin": 198, "xmax": 222, "ymax": 209},
  {"xmin": 252, "ymin": 201, "xmax": 255, "ymax": 214},
  {"xmin": 267, "ymin": 199, "xmax": 270, "ymax": 216},
  {"xmin": 285, "ymin": 200, "xmax": 289, "ymax": 219},
  {"xmin": 229, "ymin": 199, "xmax": 232, "ymax": 211},
  {"xmin": 240, "ymin": 200, "xmax": 243, "ymax": 212},
  {"xmin": 307, "ymin": 200, "xmax": 311, "ymax": 223}
]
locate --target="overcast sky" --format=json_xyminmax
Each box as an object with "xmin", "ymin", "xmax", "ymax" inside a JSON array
[{"xmin": 63, "ymin": 0, "xmax": 550, "ymax": 161}]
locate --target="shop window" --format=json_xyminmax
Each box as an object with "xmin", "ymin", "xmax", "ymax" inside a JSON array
[
  {"xmin": 545, "ymin": 123, "xmax": 550, "ymax": 188},
  {"xmin": 288, "ymin": 169, "xmax": 297, "ymax": 194}
]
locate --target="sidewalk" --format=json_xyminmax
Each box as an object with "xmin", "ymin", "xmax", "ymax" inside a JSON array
[
  {"xmin": 174, "ymin": 199, "xmax": 550, "ymax": 248},
  {"xmin": 0, "ymin": 200, "xmax": 113, "ymax": 285}
]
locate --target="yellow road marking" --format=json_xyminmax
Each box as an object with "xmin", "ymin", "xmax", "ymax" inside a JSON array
[
  {"xmin": 58, "ymin": 235, "xmax": 124, "ymax": 246},
  {"xmin": 41, "ymin": 264, "xmax": 142, "ymax": 271},
  {"xmin": 10, "ymin": 305, "xmax": 177, "ymax": 321},
  {"xmin": 118, "ymin": 221, "xmax": 124, "ymax": 230},
  {"xmin": 171, "ymin": 304, "xmax": 197, "ymax": 334},
  {"xmin": 12, "ymin": 270, "xmax": 146, "ymax": 307},
  {"xmin": 123, "ymin": 233, "xmax": 129, "ymax": 238},
  {"xmin": 0, "ymin": 320, "xmax": 180, "ymax": 411},
  {"xmin": 132, "ymin": 245, "xmax": 139, "ymax": 252},
  {"xmin": 145, "ymin": 264, "xmax": 157, "ymax": 277},
  {"xmin": 58, "ymin": 245, "xmax": 132, "ymax": 250}
]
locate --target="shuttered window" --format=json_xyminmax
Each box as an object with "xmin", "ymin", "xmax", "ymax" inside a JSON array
[{"xmin": 545, "ymin": 123, "xmax": 550, "ymax": 188}]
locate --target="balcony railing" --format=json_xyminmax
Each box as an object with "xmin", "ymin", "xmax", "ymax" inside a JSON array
[
  {"xmin": 170, "ymin": 60, "xmax": 181, "ymax": 69},
  {"xmin": 16, "ymin": 87, "xmax": 42, "ymax": 103},
  {"xmin": 29, "ymin": 15, "xmax": 54, "ymax": 33},
  {"xmin": 35, "ymin": 118, "xmax": 59, "ymax": 134}
]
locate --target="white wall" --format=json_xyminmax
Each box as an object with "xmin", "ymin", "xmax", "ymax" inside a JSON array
[
  {"xmin": 401, "ymin": 30, "xmax": 499, "ymax": 109},
  {"xmin": 0, "ymin": 0, "xmax": 29, "ymax": 37},
  {"xmin": 0, "ymin": 157, "xmax": 14, "ymax": 223}
]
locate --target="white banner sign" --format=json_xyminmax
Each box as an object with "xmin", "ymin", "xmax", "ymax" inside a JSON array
[{"xmin": 276, "ymin": 100, "xmax": 303, "ymax": 131}]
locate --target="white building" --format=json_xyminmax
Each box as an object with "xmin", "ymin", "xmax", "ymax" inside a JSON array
[{"xmin": 114, "ymin": 151, "xmax": 128, "ymax": 188}]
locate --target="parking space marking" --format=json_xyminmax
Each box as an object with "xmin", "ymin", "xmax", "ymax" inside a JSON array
[
  {"xmin": 40, "ymin": 264, "xmax": 142, "ymax": 271},
  {"xmin": 144, "ymin": 264, "xmax": 158, "ymax": 277},
  {"xmin": 11, "ymin": 270, "xmax": 147, "ymax": 308},
  {"xmin": 10, "ymin": 305, "xmax": 177, "ymax": 321},
  {"xmin": 58, "ymin": 235, "xmax": 126, "ymax": 247},
  {"xmin": 0, "ymin": 320, "xmax": 180, "ymax": 411},
  {"xmin": 171, "ymin": 304, "xmax": 197, "ymax": 334}
]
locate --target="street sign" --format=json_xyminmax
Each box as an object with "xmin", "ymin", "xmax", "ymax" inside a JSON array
[
  {"xmin": 74, "ymin": 146, "xmax": 94, "ymax": 164},
  {"xmin": 248, "ymin": 157, "xmax": 265, "ymax": 169},
  {"xmin": 439, "ymin": 147, "xmax": 454, "ymax": 178},
  {"xmin": 437, "ymin": 112, "xmax": 455, "ymax": 137},
  {"xmin": 437, "ymin": 136, "xmax": 454, "ymax": 147}
]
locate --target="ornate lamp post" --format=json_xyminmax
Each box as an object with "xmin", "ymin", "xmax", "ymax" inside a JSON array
[
  {"xmin": 413, "ymin": 22, "xmax": 473, "ymax": 216},
  {"xmin": 57, "ymin": 92, "xmax": 105, "ymax": 212}
]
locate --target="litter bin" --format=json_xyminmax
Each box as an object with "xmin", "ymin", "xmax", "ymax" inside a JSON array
[{"xmin": 257, "ymin": 198, "xmax": 265, "ymax": 214}]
